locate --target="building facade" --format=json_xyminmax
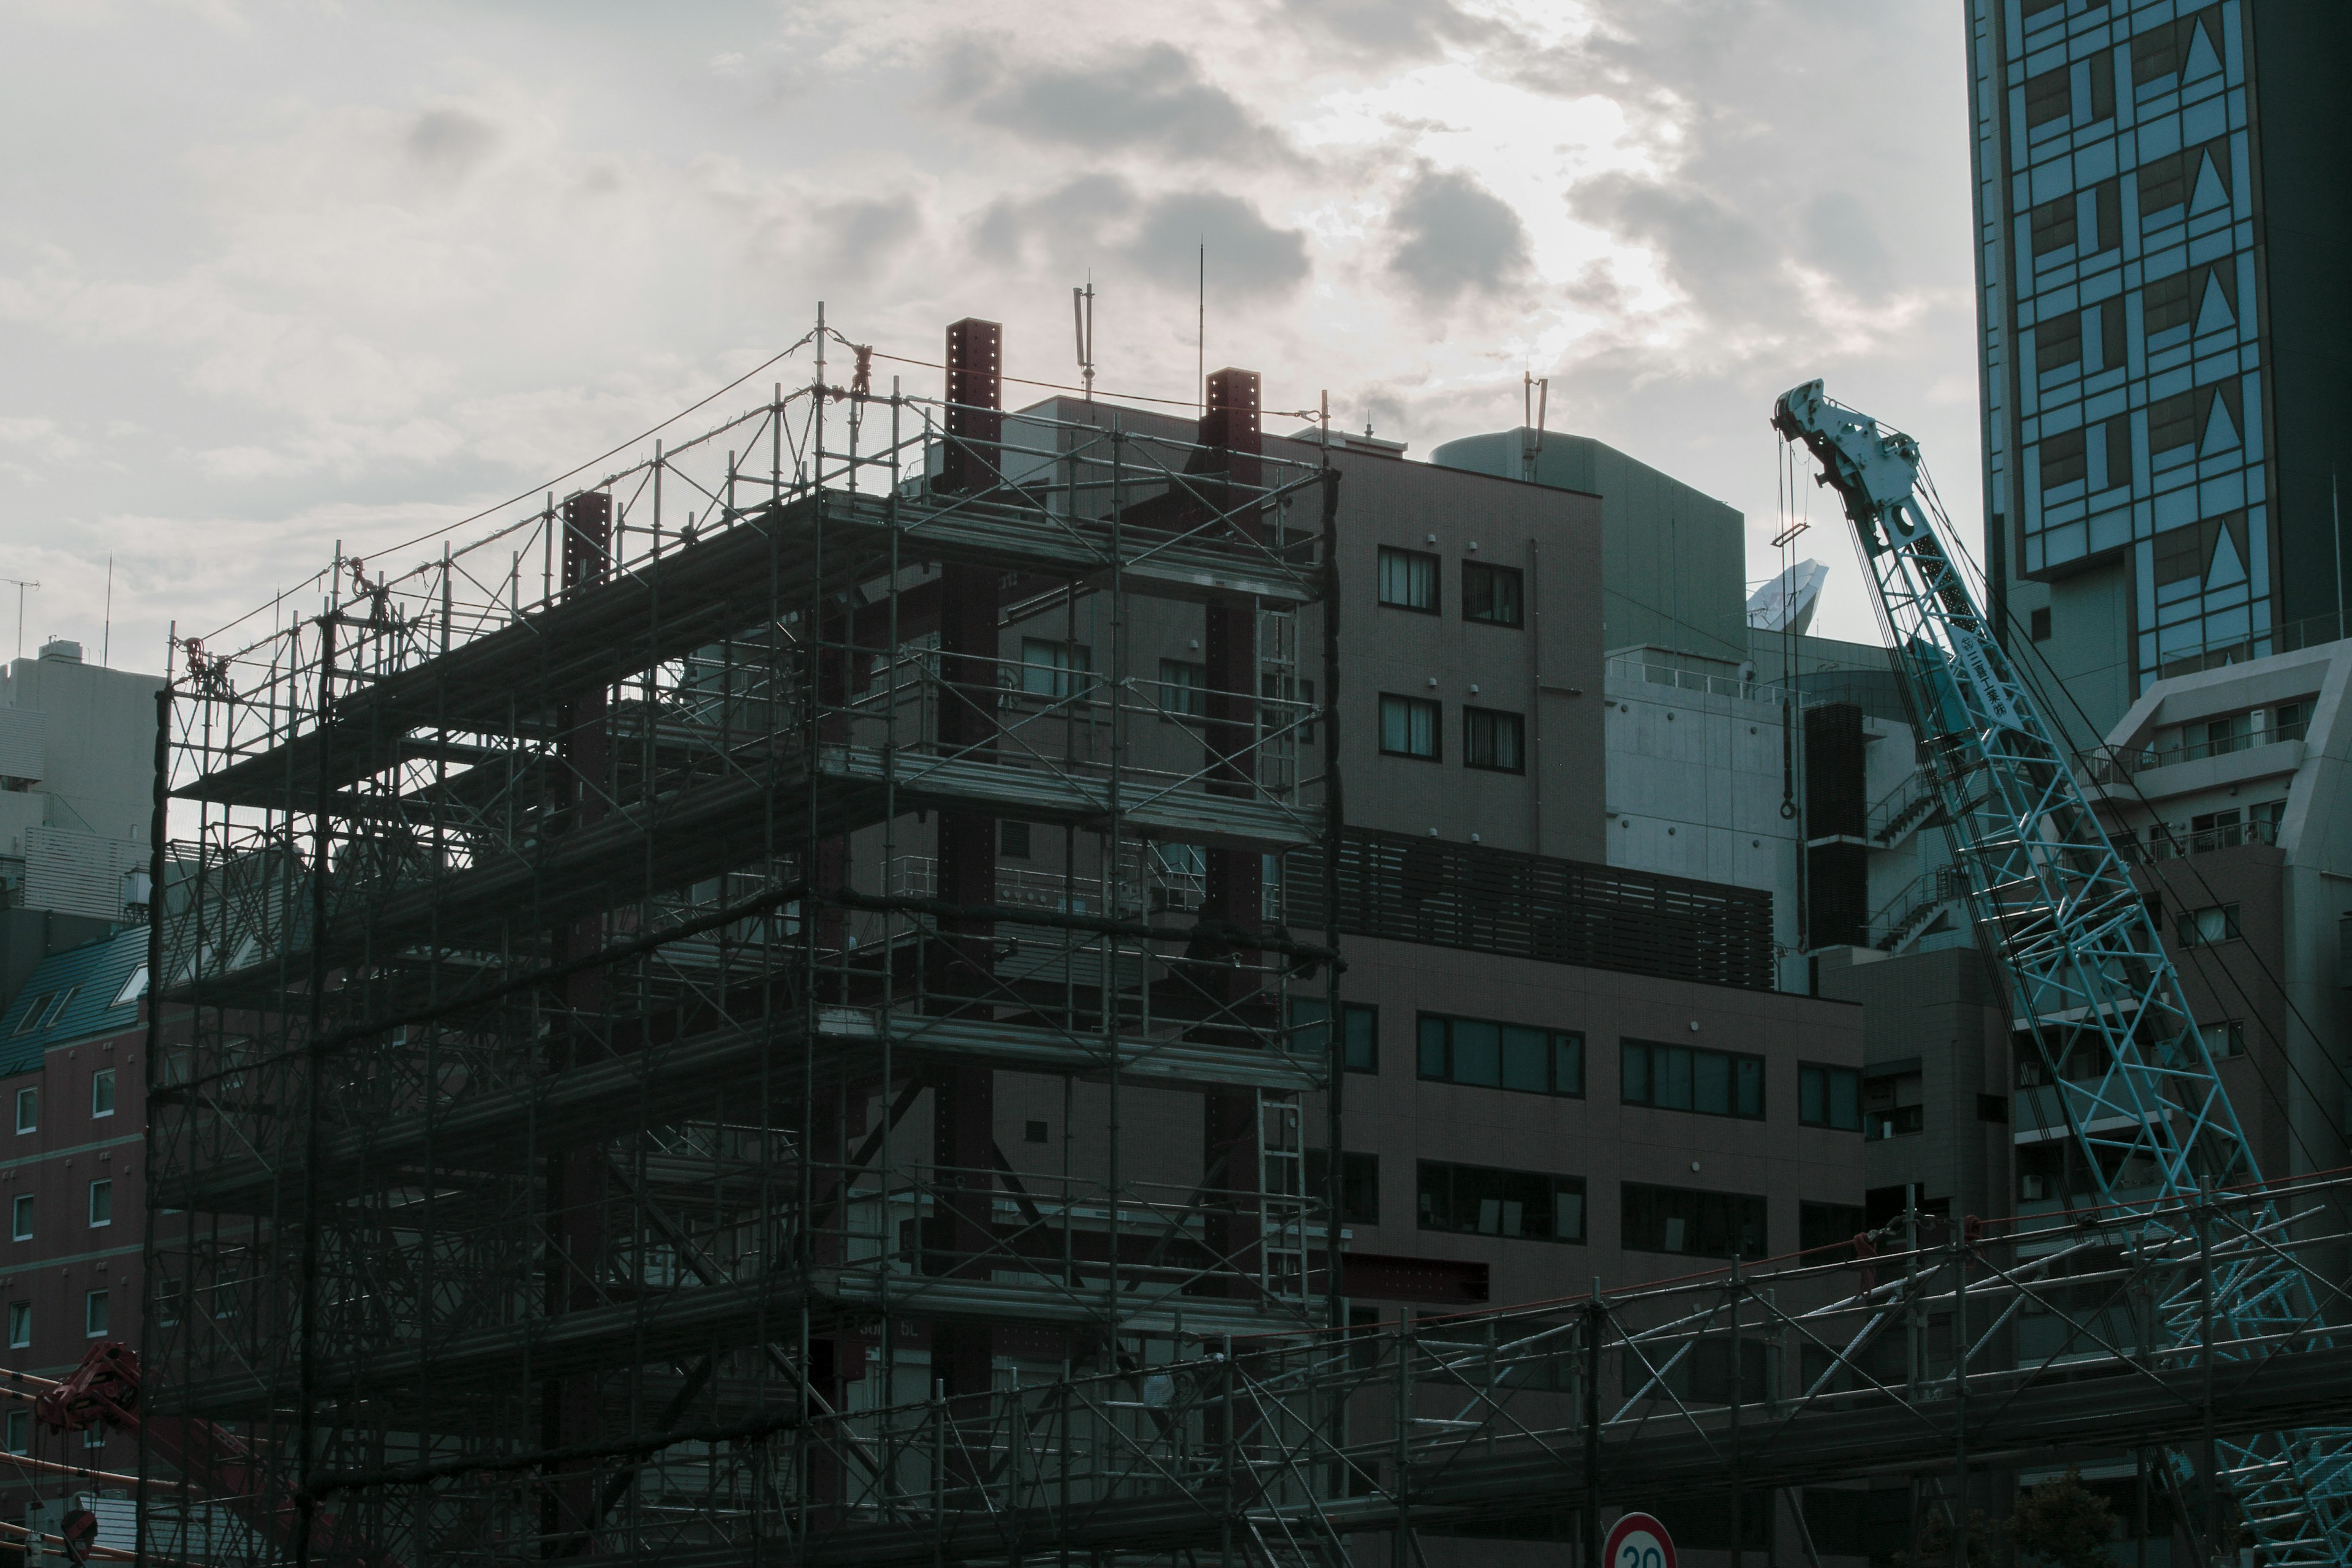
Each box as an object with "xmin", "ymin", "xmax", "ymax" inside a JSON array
[
  {"xmin": 1964, "ymin": 0, "xmax": 2352, "ymax": 739},
  {"xmin": 0, "ymin": 929, "xmax": 148, "ymax": 1491}
]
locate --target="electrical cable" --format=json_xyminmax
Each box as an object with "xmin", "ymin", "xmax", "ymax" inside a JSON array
[
  {"xmin": 1916, "ymin": 460, "xmax": 2352, "ymax": 1168},
  {"xmin": 190, "ymin": 330, "xmax": 821, "ymax": 648},
  {"xmin": 1809, "ymin": 440, "xmax": 2346, "ymax": 1183}
]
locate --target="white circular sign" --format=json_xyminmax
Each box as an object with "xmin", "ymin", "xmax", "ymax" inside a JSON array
[{"xmin": 1606, "ymin": 1512, "xmax": 1678, "ymax": 1568}]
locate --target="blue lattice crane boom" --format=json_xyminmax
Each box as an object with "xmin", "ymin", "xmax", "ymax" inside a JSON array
[{"xmin": 1772, "ymin": 380, "xmax": 2352, "ymax": 1568}]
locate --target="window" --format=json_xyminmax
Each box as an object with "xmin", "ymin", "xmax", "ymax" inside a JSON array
[
  {"xmin": 12, "ymin": 1087, "xmax": 32, "ymax": 1134},
  {"xmin": 1158, "ymin": 658, "xmax": 1206, "ymax": 720},
  {"xmin": 1377, "ymin": 547, "xmax": 1439, "ymax": 612},
  {"xmin": 1420, "ymin": 1014, "xmax": 1583, "ymax": 1096},
  {"xmin": 1461, "ymin": 561, "xmax": 1524, "ymax": 627},
  {"xmin": 1306, "ymin": 1150, "xmax": 1381, "ymax": 1223},
  {"xmin": 88, "ymin": 1179, "xmax": 111, "ymax": 1228},
  {"xmin": 156, "ymin": 1276, "xmax": 183, "ymax": 1328},
  {"xmin": 2089, "ymin": 177, "xmax": 2121, "ymax": 254},
  {"xmin": 2029, "ymin": 193, "xmax": 2076, "ymax": 256},
  {"xmin": 2040, "ymin": 427, "xmax": 2087, "ymax": 490},
  {"xmin": 2275, "ymin": 702, "xmax": 2310, "ymax": 742},
  {"xmin": 2144, "ymin": 271, "xmax": 2194, "ymax": 336},
  {"xmin": 998, "ymin": 819, "xmax": 1031, "ymax": 859},
  {"xmin": 10, "ymin": 1194, "xmax": 29, "ymax": 1242},
  {"xmin": 2030, "ymin": 606, "xmax": 2052, "ymax": 643},
  {"xmin": 1379, "ymin": 694, "xmax": 1440, "ymax": 760},
  {"xmin": 1621, "ymin": 1039, "xmax": 1763, "ymax": 1120},
  {"xmin": 91, "ymin": 1068, "xmax": 115, "ymax": 1118},
  {"xmin": 1976, "ymin": 1093, "xmax": 2010, "ymax": 1123},
  {"xmin": 1023, "ymin": 1119, "xmax": 1048, "ymax": 1144},
  {"xmin": 11, "ymin": 995, "xmax": 53, "ymax": 1035},
  {"xmin": 2086, "ymin": 48, "xmax": 2115, "ymax": 121},
  {"xmin": 4, "ymin": 1409, "xmax": 23, "ymax": 1454},
  {"xmin": 2022, "ymin": 64, "xmax": 2070, "ymax": 127},
  {"xmin": 1800, "ymin": 1201, "xmax": 1866, "ymax": 1257},
  {"xmin": 2035, "ymin": 307, "xmax": 2082, "ymax": 374},
  {"xmin": 1290, "ymin": 998, "xmax": 1378, "ymax": 1072},
  {"xmin": 1863, "ymin": 1067, "xmax": 1924, "ymax": 1140},
  {"xmin": 85, "ymin": 1289, "xmax": 108, "ymax": 1338},
  {"xmin": 2176, "ymin": 903, "xmax": 2242, "ymax": 948},
  {"xmin": 1798, "ymin": 1063, "xmax": 1862, "ymax": 1131},
  {"xmin": 1418, "ymin": 1160, "xmax": 1585, "ymax": 1243},
  {"xmin": 1621, "ymin": 1182, "xmax": 1767, "ymax": 1260},
  {"xmin": 1463, "ymin": 707, "xmax": 1525, "ymax": 773},
  {"xmin": 2133, "ymin": 7, "xmax": 2220, "ymax": 85},
  {"xmin": 2094, "ymin": 296, "xmax": 2126, "ymax": 371},
  {"xmin": 112, "ymin": 965, "xmax": 149, "ymax": 1008},
  {"xmin": 2206, "ymin": 1020, "xmax": 2247, "ymax": 1058},
  {"xmin": 2148, "ymin": 390, "xmax": 2196, "ymax": 455},
  {"xmin": 34, "ymin": 989, "xmax": 76, "ymax": 1030},
  {"xmin": 2097, "ymin": 413, "xmax": 2130, "ymax": 485},
  {"xmin": 6, "ymin": 1302, "xmax": 26, "ymax": 1349},
  {"xmin": 1019, "ymin": 637, "xmax": 1090, "ymax": 699}
]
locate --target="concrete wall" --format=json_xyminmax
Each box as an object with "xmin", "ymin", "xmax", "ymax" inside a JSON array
[
  {"xmin": 1430, "ymin": 428, "xmax": 1748, "ymax": 668},
  {"xmin": 1819, "ymin": 945, "xmax": 2011, "ymax": 1222},
  {"xmin": 0, "ymin": 652, "xmax": 160, "ymax": 847},
  {"xmin": 1302, "ymin": 933, "xmax": 1864, "ymax": 1306}
]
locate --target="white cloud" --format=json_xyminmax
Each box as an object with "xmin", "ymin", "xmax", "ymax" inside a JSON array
[{"xmin": 0, "ymin": 0, "xmax": 1974, "ymax": 663}]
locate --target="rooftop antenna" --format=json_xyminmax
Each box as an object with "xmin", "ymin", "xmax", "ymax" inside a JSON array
[
  {"xmin": 102, "ymin": 555, "xmax": 113, "ymax": 668},
  {"xmin": 1072, "ymin": 278, "xmax": 1096, "ymax": 403},
  {"xmin": 1197, "ymin": 238, "xmax": 1206, "ymax": 413},
  {"xmin": 1522, "ymin": 372, "xmax": 1549, "ymax": 481},
  {"xmin": 1, "ymin": 579, "xmax": 35, "ymax": 663}
]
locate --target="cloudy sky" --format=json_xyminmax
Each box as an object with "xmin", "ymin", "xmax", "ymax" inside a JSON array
[{"xmin": 1, "ymin": 0, "xmax": 1979, "ymax": 672}]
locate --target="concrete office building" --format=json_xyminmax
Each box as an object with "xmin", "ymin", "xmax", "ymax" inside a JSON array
[
  {"xmin": 0, "ymin": 641, "xmax": 164, "ymax": 1010},
  {"xmin": 1962, "ymin": 0, "xmax": 2352, "ymax": 739}
]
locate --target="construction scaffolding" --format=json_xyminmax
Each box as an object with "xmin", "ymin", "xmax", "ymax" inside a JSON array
[{"xmin": 142, "ymin": 317, "xmax": 1343, "ymax": 1566}]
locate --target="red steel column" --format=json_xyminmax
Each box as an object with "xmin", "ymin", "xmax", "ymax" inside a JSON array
[
  {"xmin": 930, "ymin": 318, "xmax": 1003, "ymax": 1404},
  {"xmin": 1196, "ymin": 369, "xmax": 1265, "ymax": 1301},
  {"xmin": 545, "ymin": 489, "xmax": 611, "ymax": 1554}
]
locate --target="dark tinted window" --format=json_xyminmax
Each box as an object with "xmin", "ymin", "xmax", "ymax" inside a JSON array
[
  {"xmin": 1622, "ymin": 1182, "xmax": 1767, "ymax": 1259},
  {"xmin": 1621, "ymin": 1039, "xmax": 1763, "ymax": 1120},
  {"xmin": 1419, "ymin": 1161, "xmax": 1585, "ymax": 1243},
  {"xmin": 1461, "ymin": 560, "xmax": 1524, "ymax": 627}
]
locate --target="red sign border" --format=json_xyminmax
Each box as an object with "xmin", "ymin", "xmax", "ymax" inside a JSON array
[{"xmin": 1605, "ymin": 1511, "xmax": 1678, "ymax": 1568}]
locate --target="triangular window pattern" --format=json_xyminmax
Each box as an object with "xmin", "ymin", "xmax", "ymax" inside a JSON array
[
  {"xmin": 2197, "ymin": 380, "xmax": 2245, "ymax": 458},
  {"xmin": 2206, "ymin": 522, "xmax": 2247, "ymax": 589},
  {"xmin": 2193, "ymin": 270, "xmax": 2236, "ymax": 336},
  {"xmin": 2189, "ymin": 148, "xmax": 2231, "ymax": 214},
  {"xmin": 2201, "ymin": 393, "xmax": 2241, "ymax": 455},
  {"xmin": 2182, "ymin": 14, "xmax": 2224, "ymax": 80}
]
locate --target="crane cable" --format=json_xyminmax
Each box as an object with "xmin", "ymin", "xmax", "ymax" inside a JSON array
[{"xmin": 1916, "ymin": 462, "xmax": 2352, "ymax": 1169}]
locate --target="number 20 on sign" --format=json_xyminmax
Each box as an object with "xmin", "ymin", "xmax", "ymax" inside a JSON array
[{"xmin": 1607, "ymin": 1512, "xmax": 1677, "ymax": 1568}]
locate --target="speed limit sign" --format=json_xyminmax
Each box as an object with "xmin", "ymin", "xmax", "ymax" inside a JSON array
[{"xmin": 1605, "ymin": 1512, "xmax": 1678, "ymax": 1568}]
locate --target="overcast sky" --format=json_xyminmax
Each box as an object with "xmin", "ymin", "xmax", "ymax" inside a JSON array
[{"xmin": 1, "ymin": 0, "xmax": 1979, "ymax": 673}]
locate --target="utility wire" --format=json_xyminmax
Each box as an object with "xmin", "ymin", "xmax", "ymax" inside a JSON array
[
  {"xmin": 1918, "ymin": 463, "xmax": 2352, "ymax": 1169},
  {"xmin": 192, "ymin": 331, "xmax": 820, "ymax": 648}
]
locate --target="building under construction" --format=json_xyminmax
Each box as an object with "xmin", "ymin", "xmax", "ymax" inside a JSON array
[
  {"xmin": 141, "ymin": 316, "xmax": 1891, "ymax": 1566},
  {"xmin": 144, "ymin": 315, "xmax": 1366, "ymax": 1559}
]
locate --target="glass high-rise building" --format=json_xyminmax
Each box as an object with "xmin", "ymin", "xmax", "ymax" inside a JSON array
[{"xmin": 1964, "ymin": 0, "xmax": 2350, "ymax": 736}]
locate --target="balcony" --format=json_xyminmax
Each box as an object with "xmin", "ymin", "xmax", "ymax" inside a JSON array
[{"xmin": 2114, "ymin": 815, "xmax": 2278, "ymax": 864}]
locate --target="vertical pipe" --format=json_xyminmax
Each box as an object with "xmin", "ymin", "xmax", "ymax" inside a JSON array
[
  {"xmin": 1732, "ymin": 1257, "xmax": 1744, "ymax": 1568},
  {"xmin": 292, "ymin": 611, "xmax": 337, "ymax": 1568},
  {"xmin": 2199, "ymin": 1191, "xmax": 2218, "ymax": 1566},
  {"xmin": 1951, "ymin": 1226, "xmax": 1969, "ymax": 1568},
  {"xmin": 137, "ymin": 657, "xmax": 172, "ymax": 1566},
  {"xmin": 1321, "ymin": 458, "xmax": 1347, "ymax": 1362},
  {"xmin": 1393, "ymin": 1311, "xmax": 1411, "ymax": 1568},
  {"xmin": 1585, "ymin": 1287, "xmax": 1604, "ymax": 1568}
]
